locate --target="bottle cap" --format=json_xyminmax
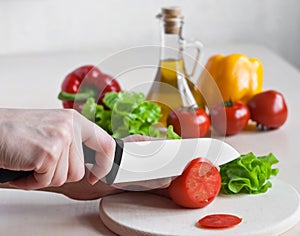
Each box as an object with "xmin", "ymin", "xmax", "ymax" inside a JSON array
[
  {"xmin": 161, "ymin": 6, "xmax": 181, "ymax": 18},
  {"xmin": 158, "ymin": 6, "xmax": 183, "ymax": 34}
]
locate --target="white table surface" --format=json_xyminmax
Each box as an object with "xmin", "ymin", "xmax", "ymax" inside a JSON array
[{"xmin": 0, "ymin": 44, "xmax": 300, "ymax": 235}]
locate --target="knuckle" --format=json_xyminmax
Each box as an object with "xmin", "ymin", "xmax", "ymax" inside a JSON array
[
  {"xmin": 29, "ymin": 143, "xmax": 61, "ymax": 172},
  {"xmin": 32, "ymin": 148, "xmax": 51, "ymax": 170},
  {"xmin": 53, "ymin": 109, "xmax": 76, "ymax": 140},
  {"xmin": 33, "ymin": 149, "xmax": 59, "ymax": 173},
  {"xmin": 57, "ymin": 122, "xmax": 73, "ymax": 141},
  {"xmin": 44, "ymin": 145, "xmax": 60, "ymax": 164}
]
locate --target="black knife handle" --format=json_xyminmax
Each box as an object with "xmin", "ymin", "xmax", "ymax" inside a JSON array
[
  {"xmin": 0, "ymin": 144, "xmax": 95, "ymax": 183},
  {"xmin": 0, "ymin": 169, "xmax": 34, "ymax": 183},
  {"xmin": 105, "ymin": 138, "xmax": 124, "ymax": 185},
  {"xmin": 0, "ymin": 138, "xmax": 124, "ymax": 185}
]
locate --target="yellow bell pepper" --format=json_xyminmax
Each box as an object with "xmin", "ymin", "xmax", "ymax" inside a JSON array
[{"xmin": 200, "ymin": 53, "xmax": 263, "ymax": 104}]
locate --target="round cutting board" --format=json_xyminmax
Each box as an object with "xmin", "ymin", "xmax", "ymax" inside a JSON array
[{"xmin": 99, "ymin": 178, "xmax": 300, "ymax": 236}]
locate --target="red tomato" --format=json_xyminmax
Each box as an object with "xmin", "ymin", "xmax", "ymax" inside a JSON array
[
  {"xmin": 197, "ymin": 214, "xmax": 242, "ymax": 229},
  {"xmin": 210, "ymin": 101, "xmax": 250, "ymax": 136},
  {"xmin": 168, "ymin": 158, "xmax": 221, "ymax": 209},
  {"xmin": 167, "ymin": 107, "xmax": 210, "ymax": 138},
  {"xmin": 247, "ymin": 90, "xmax": 288, "ymax": 129}
]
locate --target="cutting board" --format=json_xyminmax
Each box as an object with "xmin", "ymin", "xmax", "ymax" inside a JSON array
[{"xmin": 99, "ymin": 178, "xmax": 300, "ymax": 236}]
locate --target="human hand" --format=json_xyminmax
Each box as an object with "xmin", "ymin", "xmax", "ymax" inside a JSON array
[
  {"xmin": 0, "ymin": 108, "xmax": 115, "ymax": 190},
  {"xmin": 43, "ymin": 135, "xmax": 171, "ymax": 200}
]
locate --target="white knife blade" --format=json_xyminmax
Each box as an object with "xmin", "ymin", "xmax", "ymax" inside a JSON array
[{"xmin": 106, "ymin": 138, "xmax": 240, "ymax": 184}]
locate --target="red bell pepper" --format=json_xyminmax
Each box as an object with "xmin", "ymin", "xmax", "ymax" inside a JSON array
[{"xmin": 58, "ymin": 65, "xmax": 121, "ymax": 111}]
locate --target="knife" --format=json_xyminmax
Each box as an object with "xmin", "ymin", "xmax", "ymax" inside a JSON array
[{"xmin": 0, "ymin": 138, "xmax": 240, "ymax": 185}]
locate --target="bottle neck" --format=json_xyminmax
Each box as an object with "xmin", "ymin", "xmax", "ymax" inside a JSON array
[
  {"xmin": 158, "ymin": 20, "xmax": 197, "ymax": 108},
  {"xmin": 159, "ymin": 20, "xmax": 184, "ymax": 61}
]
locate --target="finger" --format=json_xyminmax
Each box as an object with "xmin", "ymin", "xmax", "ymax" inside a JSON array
[
  {"xmin": 50, "ymin": 146, "xmax": 69, "ymax": 187},
  {"xmin": 87, "ymin": 149, "xmax": 115, "ymax": 185},
  {"xmin": 76, "ymin": 114, "xmax": 115, "ymax": 184},
  {"xmin": 112, "ymin": 177, "xmax": 172, "ymax": 191},
  {"xmin": 87, "ymin": 167, "xmax": 102, "ymax": 185},
  {"xmin": 8, "ymin": 140, "xmax": 64, "ymax": 190},
  {"xmin": 78, "ymin": 115, "xmax": 114, "ymax": 155},
  {"xmin": 157, "ymin": 177, "xmax": 172, "ymax": 189},
  {"xmin": 9, "ymin": 157, "xmax": 58, "ymax": 190},
  {"xmin": 67, "ymin": 141, "xmax": 85, "ymax": 182},
  {"xmin": 122, "ymin": 134, "xmax": 162, "ymax": 142}
]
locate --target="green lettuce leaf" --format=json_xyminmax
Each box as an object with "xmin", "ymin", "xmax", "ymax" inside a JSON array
[
  {"xmin": 166, "ymin": 125, "xmax": 181, "ymax": 139},
  {"xmin": 220, "ymin": 152, "xmax": 279, "ymax": 194},
  {"xmin": 81, "ymin": 91, "xmax": 181, "ymax": 139},
  {"xmin": 81, "ymin": 97, "xmax": 112, "ymax": 133}
]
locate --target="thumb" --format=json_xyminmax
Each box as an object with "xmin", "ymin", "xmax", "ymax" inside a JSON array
[{"xmin": 77, "ymin": 114, "xmax": 115, "ymax": 185}]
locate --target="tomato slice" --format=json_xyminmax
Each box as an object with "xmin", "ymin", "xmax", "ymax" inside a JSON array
[
  {"xmin": 197, "ymin": 214, "xmax": 242, "ymax": 229},
  {"xmin": 168, "ymin": 158, "xmax": 221, "ymax": 209}
]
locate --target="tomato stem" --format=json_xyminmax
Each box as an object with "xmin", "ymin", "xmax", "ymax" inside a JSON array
[
  {"xmin": 256, "ymin": 123, "xmax": 274, "ymax": 131},
  {"xmin": 224, "ymin": 99, "xmax": 233, "ymax": 107}
]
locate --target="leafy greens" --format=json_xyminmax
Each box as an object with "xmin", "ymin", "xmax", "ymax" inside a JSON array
[
  {"xmin": 220, "ymin": 152, "xmax": 279, "ymax": 194},
  {"xmin": 81, "ymin": 91, "xmax": 181, "ymax": 139}
]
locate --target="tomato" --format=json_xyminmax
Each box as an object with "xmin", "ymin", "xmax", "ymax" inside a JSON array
[
  {"xmin": 247, "ymin": 90, "xmax": 288, "ymax": 129},
  {"xmin": 167, "ymin": 107, "xmax": 210, "ymax": 138},
  {"xmin": 210, "ymin": 100, "xmax": 250, "ymax": 136},
  {"xmin": 168, "ymin": 158, "xmax": 221, "ymax": 209},
  {"xmin": 197, "ymin": 214, "xmax": 242, "ymax": 229}
]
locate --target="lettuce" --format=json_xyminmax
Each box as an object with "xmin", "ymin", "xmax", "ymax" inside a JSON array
[
  {"xmin": 220, "ymin": 152, "xmax": 279, "ymax": 194},
  {"xmin": 81, "ymin": 92, "xmax": 181, "ymax": 139}
]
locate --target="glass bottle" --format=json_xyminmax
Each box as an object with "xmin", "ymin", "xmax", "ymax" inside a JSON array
[{"xmin": 146, "ymin": 7, "xmax": 204, "ymax": 126}]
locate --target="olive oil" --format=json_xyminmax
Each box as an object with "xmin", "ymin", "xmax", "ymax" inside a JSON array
[{"xmin": 147, "ymin": 59, "xmax": 204, "ymax": 126}]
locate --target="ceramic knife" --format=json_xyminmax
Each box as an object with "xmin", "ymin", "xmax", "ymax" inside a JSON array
[{"xmin": 0, "ymin": 138, "xmax": 240, "ymax": 185}]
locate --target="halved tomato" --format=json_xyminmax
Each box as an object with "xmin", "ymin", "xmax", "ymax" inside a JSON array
[{"xmin": 168, "ymin": 158, "xmax": 221, "ymax": 209}]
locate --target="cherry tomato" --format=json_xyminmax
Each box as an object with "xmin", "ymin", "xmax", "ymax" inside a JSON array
[
  {"xmin": 210, "ymin": 100, "xmax": 250, "ymax": 136},
  {"xmin": 168, "ymin": 158, "xmax": 221, "ymax": 209},
  {"xmin": 167, "ymin": 107, "xmax": 210, "ymax": 138},
  {"xmin": 197, "ymin": 214, "xmax": 242, "ymax": 229},
  {"xmin": 247, "ymin": 90, "xmax": 288, "ymax": 129}
]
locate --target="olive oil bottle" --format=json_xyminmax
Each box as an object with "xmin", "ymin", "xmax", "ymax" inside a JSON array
[{"xmin": 146, "ymin": 7, "xmax": 204, "ymax": 126}]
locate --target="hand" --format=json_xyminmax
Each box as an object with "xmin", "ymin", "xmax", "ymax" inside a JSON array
[
  {"xmin": 43, "ymin": 135, "xmax": 171, "ymax": 200},
  {"xmin": 0, "ymin": 108, "xmax": 115, "ymax": 190}
]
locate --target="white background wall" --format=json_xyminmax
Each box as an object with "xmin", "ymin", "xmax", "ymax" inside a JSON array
[{"xmin": 0, "ymin": 0, "xmax": 300, "ymax": 69}]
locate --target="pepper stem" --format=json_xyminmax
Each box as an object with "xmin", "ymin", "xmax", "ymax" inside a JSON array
[{"xmin": 58, "ymin": 91, "xmax": 96, "ymax": 101}]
